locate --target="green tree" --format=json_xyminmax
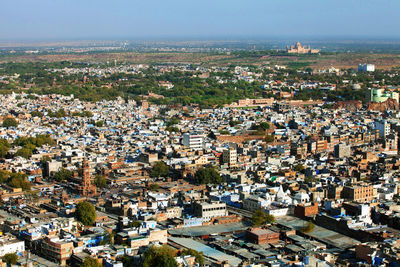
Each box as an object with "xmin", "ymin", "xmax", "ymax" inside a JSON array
[
  {"xmin": 252, "ymin": 208, "xmax": 275, "ymax": 226},
  {"xmin": 265, "ymin": 135, "xmax": 274, "ymax": 143},
  {"xmin": 294, "ymin": 164, "xmax": 305, "ymax": 172},
  {"xmin": 150, "ymin": 161, "xmax": 169, "ymax": 178},
  {"xmin": 30, "ymin": 111, "xmax": 44, "ymax": 117},
  {"xmin": 149, "ymin": 183, "xmax": 160, "ymax": 192},
  {"xmin": 95, "ymin": 120, "xmax": 104, "ymax": 127},
  {"xmin": 53, "ymin": 168, "xmax": 73, "ymax": 182},
  {"xmin": 0, "ymin": 139, "xmax": 10, "ymax": 158},
  {"xmin": 2, "ymin": 117, "xmax": 18, "ymax": 128},
  {"xmin": 181, "ymin": 249, "xmax": 204, "ymax": 266},
  {"xmin": 142, "ymin": 245, "xmax": 177, "ymax": 267},
  {"xmin": 194, "ymin": 167, "xmax": 222, "ymax": 185},
  {"xmin": 2, "ymin": 252, "xmax": 18, "ymax": 265},
  {"xmin": 75, "ymin": 201, "xmax": 96, "ymax": 226},
  {"xmin": 15, "ymin": 148, "xmax": 33, "ymax": 159},
  {"xmin": 81, "ymin": 257, "xmax": 102, "ymax": 267},
  {"xmin": 128, "ymin": 220, "xmax": 142, "ymax": 228},
  {"xmin": 94, "ymin": 175, "xmax": 107, "ymax": 188}
]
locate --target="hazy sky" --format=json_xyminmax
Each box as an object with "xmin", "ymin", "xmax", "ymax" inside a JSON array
[{"xmin": 1, "ymin": 0, "xmax": 399, "ymax": 41}]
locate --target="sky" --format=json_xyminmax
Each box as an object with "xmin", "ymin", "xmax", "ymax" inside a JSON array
[{"xmin": 1, "ymin": 0, "xmax": 400, "ymax": 41}]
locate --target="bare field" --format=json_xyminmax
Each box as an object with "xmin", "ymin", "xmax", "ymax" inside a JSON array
[{"xmin": 1, "ymin": 51, "xmax": 400, "ymax": 69}]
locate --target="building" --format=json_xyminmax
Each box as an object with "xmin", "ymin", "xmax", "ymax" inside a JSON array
[
  {"xmin": 193, "ymin": 202, "xmax": 227, "ymax": 222},
  {"xmin": 0, "ymin": 234, "xmax": 25, "ymax": 257},
  {"xmin": 286, "ymin": 42, "xmax": 319, "ymax": 54},
  {"xmin": 358, "ymin": 64, "xmax": 375, "ymax": 72},
  {"xmin": 41, "ymin": 237, "xmax": 74, "ymax": 266},
  {"xmin": 44, "ymin": 160, "xmax": 62, "ymax": 177},
  {"xmin": 182, "ymin": 133, "xmax": 203, "ymax": 150},
  {"xmin": 342, "ymin": 184, "xmax": 376, "ymax": 202},
  {"xmin": 334, "ymin": 143, "xmax": 351, "ymax": 158},
  {"xmin": 78, "ymin": 160, "xmax": 97, "ymax": 197},
  {"xmin": 222, "ymin": 147, "xmax": 237, "ymax": 166},
  {"xmin": 294, "ymin": 202, "xmax": 319, "ymax": 218},
  {"xmin": 374, "ymin": 120, "xmax": 390, "ymax": 138},
  {"xmin": 245, "ymin": 227, "xmax": 280, "ymax": 245},
  {"xmin": 366, "ymin": 88, "xmax": 399, "ymax": 103}
]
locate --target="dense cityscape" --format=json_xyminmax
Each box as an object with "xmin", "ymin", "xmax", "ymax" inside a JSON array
[
  {"xmin": 2, "ymin": 0, "xmax": 400, "ymax": 265},
  {"xmin": 0, "ymin": 41, "xmax": 400, "ymax": 266}
]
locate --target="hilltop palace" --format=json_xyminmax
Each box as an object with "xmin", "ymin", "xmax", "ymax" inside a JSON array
[{"xmin": 286, "ymin": 41, "xmax": 320, "ymax": 54}]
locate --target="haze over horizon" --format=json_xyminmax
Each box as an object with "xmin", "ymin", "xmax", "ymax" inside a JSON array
[{"xmin": 1, "ymin": 0, "xmax": 400, "ymax": 42}]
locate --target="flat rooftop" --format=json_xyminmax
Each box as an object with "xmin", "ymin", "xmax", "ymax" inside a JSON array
[
  {"xmin": 276, "ymin": 216, "xmax": 359, "ymax": 250},
  {"xmin": 168, "ymin": 221, "xmax": 251, "ymax": 237},
  {"xmin": 169, "ymin": 237, "xmax": 242, "ymax": 266}
]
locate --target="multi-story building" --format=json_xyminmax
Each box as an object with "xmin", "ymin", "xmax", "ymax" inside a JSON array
[
  {"xmin": 358, "ymin": 64, "xmax": 375, "ymax": 72},
  {"xmin": 342, "ymin": 184, "xmax": 376, "ymax": 202},
  {"xmin": 182, "ymin": 133, "xmax": 203, "ymax": 150},
  {"xmin": 41, "ymin": 237, "xmax": 74, "ymax": 266},
  {"xmin": 367, "ymin": 88, "xmax": 399, "ymax": 103},
  {"xmin": 246, "ymin": 227, "xmax": 280, "ymax": 244},
  {"xmin": 0, "ymin": 234, "xmax": 25, "ymax": 257},
  {"xmin": 193, "ymin": 201, "xmax": 227, "ymax": 222},
  {"xmin": 374, "ymin": 120, "xmax": 391, "ymax": 138},
  {"xmin": 223, "ymin": 147, "xmax": 237, "ymax": 166},
  {"xmin": 334, "ymin": 143, "xmax": 351, "ymax": 158}
]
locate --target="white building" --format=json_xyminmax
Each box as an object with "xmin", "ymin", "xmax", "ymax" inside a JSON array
[
  {"xmin": 193, "ymin": 201, "xmax": 227, "ymax": 222},
  {"xmin": 0, "ymin": 234, "xmax": 25, "ymax": 257},
  {"xmin": 182, "ymin": 133, "xmax": 203, "ymax": 150},
  {"xmin": 358, "ymin": 64, "xmax": 375, "ymax": 72}
]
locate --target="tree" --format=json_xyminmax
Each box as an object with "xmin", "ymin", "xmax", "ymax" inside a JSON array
[
  {"xmin": 194, "ymin": 167, "xmax": 222, "ymax": 185},
  {"xmin": 2, "ymin": 117, "xmax": 18, "ymax": 128},
  {"xmin": 0, "ymin": 139, "xmax": 10, "ymax": 158},
  {"xmin": 294, "ymin": 164, "xmax": 305, "ymax": 172},
  {"xmin": 128, "ymin": 220, "xmax": 142, "ymax": 228},
  {"xmin": 181, "ymin": 249, "xmax": 204, "ymax": 266},
  {"xmin": 252, "ymin": 208, "xmax": 275, "ymax": 226},
  {"xmin": 15, "ymin": 148, "xmax": 33, "ymax": 159},
  {"xmin": 94, "ymin": 175, "xmax": 107, "ymax": 188},
  {"xmin": 265, "ymin": 135, "xmax": 274, "ymax": 143},
  {"xmin": 142, "ymin": 245, "xmax": 177, "ymax": 267},
  {"xmin": 75, "ymin": 201, "xmax": 96, "ymax": 226},
  {"xmin": 149, "ymin": 183, "xmax": 160, "ymax": 192},
  {"xmin": 53, "ymin": 168, "xmax": 73, "ymax": 182},
  {"xmin": 82, "ymin": 257, "xmax": 102, "ymax": 267},
  {"xmin": 95, "ymin": 120, "xmax": 104, "ymax": 127},
  {"xmin": 150, "ymin": 161, "xmax": 169, "ymax": 178},
  {"xmin": 2, "ymin": 253, "xmax": 18, "ymax": 265}
]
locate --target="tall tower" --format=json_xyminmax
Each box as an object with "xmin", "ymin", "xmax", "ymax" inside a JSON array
[
  {"xmin": 82, "ymin": 159, "xmax": 91, "ymax": 189},
  {"xmin": 80, "ymin": 159, "xmax": 96, "ymax": 197}
]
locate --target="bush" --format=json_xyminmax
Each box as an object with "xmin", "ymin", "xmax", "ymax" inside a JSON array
[
  {"xmin": 2, "ymin": 253, "xmax": 18, "ymax": 265},
  {"xmin": 301, "ymin": 221, "xmax": 315, "ymax": 233}
]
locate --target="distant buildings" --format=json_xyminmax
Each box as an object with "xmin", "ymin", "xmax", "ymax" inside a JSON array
[
  {"xmin": 286, "ymin": 41, "xmax": 319, "ymax": 54},
  {"xmin": 358, "ymin": 63, "xmax": 375, "ymax": 72},
  {"xmin": 366, "ymin": 88, "xmax": 399, "ymax": 103}
]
